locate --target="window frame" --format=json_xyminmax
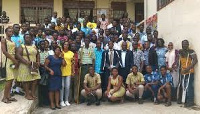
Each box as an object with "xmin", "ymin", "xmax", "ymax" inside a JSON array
[{"xmin": 157, "ymin": 0, "xmax": 174, "ymax": 11}]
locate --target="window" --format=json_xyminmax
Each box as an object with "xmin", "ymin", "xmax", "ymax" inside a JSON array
[
  {"xmin": 21, "ymin": 0, "xmax": 53, "ymax": 24},
  {"xmin": 63, "ymin": 0, "xmax": 95, "ymax": 21},
  {"xmin": 157, "ymin": 0, "xmax": 174, "ymax": 11},
  {"xmin": 111, "ymin": 2, "xmax": 126, "ymax": 20}
]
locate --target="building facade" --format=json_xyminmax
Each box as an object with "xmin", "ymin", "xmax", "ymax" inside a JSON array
[{"xmin": 1, "ymin": 0, "xmax": 144, "ymax": 24}]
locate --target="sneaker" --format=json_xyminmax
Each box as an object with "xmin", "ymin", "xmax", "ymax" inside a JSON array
[
  {"xmin": 65, "ymin": 101, "xmax": 71, "ymax": 106},
  {"xmin": 138, "ymin": 98, "xmax": 143, "ymax": 104},
  {"xmin": 60, "ymin": 101, "xmax": 66, "ymax": 107}
]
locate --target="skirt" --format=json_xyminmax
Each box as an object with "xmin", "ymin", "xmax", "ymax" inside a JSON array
[{"xmin": 48, "ymin": 75, "xmax": 62, "ymax": 91}]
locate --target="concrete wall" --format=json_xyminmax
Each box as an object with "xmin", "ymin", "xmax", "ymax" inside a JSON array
[
  {"xmin": 156, "ymin": 0, "xmax": 200, "ymax": 105},
  {"xmin": 54, "ymin": 0, "xmax": 63, "ymax": 17},
  {"xmin": 2, "ymin": 0, "xmax": 20, "ymax": 24}
]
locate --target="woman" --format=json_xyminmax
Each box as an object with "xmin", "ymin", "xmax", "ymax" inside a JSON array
[
  {"xmin": 60, "ymin": 41, "xmax": 74, "ymax": 107},
  {"xmin": 156, "ymin": 38, "xmax": 167, "ymax": 69},
  {"xmin": 165, "ymin": 42, "xmax": 179, "ymax": 87},
  {"xmin": 48, "ymin": 40, "xmax": 58, "ymax": 55},
  {"xmin": 105, "ymin": 68, "xmax": 125, "ymax": 102},
  {"xmin": 16, "ymin": 34, "xmax": 40, "ymax": 100},
  {"xmin": 1, "ymin": 27, "xmax": 18, "ymax": 103},
  {"xmin": 38, "ymin": 40, "xmax": 49, "ymax": 106},
  {"xmin": 44, "ymin": 46, "xmax": 66, "ymax": 110}
]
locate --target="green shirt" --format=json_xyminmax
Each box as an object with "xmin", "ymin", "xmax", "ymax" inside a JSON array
[{"xmin": 78, "ymin": 47, "xmax": 95, "ymax": 64}]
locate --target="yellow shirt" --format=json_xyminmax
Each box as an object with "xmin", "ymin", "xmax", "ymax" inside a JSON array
[
  {"xmin": 84, "ymin": 73, "xmax": 101, "ymax": 88},
  {"xmin": 61, "ymin": 51, "xmax": 74, "ymax": 76},
  {"xmin": 126, "ymin": 72, "xmax": 145, "ymax": 85},
  {"xmin": 87, "ymin": 22, "xmax": 97, "ymax": 29}
]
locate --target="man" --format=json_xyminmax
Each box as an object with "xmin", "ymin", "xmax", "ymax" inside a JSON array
[
  {"xmin": 55, "ymin": 18, "xmax": 64, "ymax": 31},
  {"xmin": 78, "ymin": 38, "xmax": 95, "ymax": 92},
  {"xmin": 126, "ymin": 65, "xmax": 145, "ymax": 104},
  {"xmin": 143, "ymin": 41, "xmax": 158, "ymax": 73},
  {"xmin": 101, "ymin": 41, "xmax": 120, "ymax": 92},
  {"xmin": 177, "ymin": 40, "xmax": 198, "ymax": 107},
  {"xmin": 143, "ymin": 65, "xmax": 159, "ymax": 103},
  {"xmin": 51, "ymin": 11, "xmax": 57, "ymax": 25},
  {"xmin": 118, "ymin": 30, "xmax": 132, "ymax": 50},
  {"xmin": 44, "ymin": 17, "xmax": 51, "ymax": 29},
  {"xmin": 141, "ymin": 26, "xmax": 152, "ymax": 45},
  {"xmin": 138, "ymin": 25, "xmax": 145, "ymax": 40},
  {"xmin": 111, "ymin": 20, "xmax": 121, "ymax": 36},
  {"xmin": 11, "ymin": 24, "xmax": 24, "ymax": 47},
  {"xmin": 132, "ymin": 41, "xmax": 145, "ymax": 72},
  {"xmin": 119, "ymin": 42, "xmax": 133, "ymax": 82},
  {"xmin": 157, "ymin": 66, "xmax": 173, "ymax": 106},
  {"xmin": 94, "ymin": 40, "xmax": 104, "ymax": 85},
  {"xmin": 0, "ymin": 11, "xmax": 9, "ymax": 23},
  {"xmin": 81, "ymin": 67, "xmax": 102, "ymax": 106},
  {"xmin": 81, "ymin": 21, "xmax": 91, "ymax": 36},
  {"xmin": 103, "ymin": 29, "xmax": 111, "ymax": 47}
]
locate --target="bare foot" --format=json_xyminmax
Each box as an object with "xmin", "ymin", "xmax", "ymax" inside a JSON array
[
  {"xmin": 25, "ymin": 95, "xmax": 34, "ymax": 100},
  {"xmin": 2, "ymin": 98, "xmax": 12, "ymax": 104}
]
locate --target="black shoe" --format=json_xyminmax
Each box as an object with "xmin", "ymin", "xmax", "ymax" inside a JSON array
[
  {"xmin": 138, "ymin": 98, "xmax": 143, "ymax": 104},
  {"xmin": 96, "ymin": 100, "xmax": 100, "ymax": 106},
  {"xmin": 56, "ymin": 106, "xmax": 61, "ymax": 109},
  {"xmin": 87, "ymin": 101, "xmax": 92, "ymax": 106},
  {"xmin": 50, "ymin": 107, "xmax": 56, "ymax": 110},
  {"xmin": 165, "ymin": 101, "xmax": 172, "ymax": 107},
  {"xmin": 177, "ymin": 100, "xmax": 182, "ymax": 104}
]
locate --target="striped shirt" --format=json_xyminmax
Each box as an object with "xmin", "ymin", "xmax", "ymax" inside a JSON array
[{"xmin": 78, "ymin": 47, "xmax": 95, "ymax": 65}]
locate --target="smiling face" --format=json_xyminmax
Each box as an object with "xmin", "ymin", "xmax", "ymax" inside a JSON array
[
  {"xmin": 24, "ymin": 34, "xmax": 32, "ymax": 45},
  {"xmin": 112, "ymin": 68, "xmax": 118, "ymax": 76},
  {"xmin": 168, "ymin": 42, "xmax": 173, "ymax": 50}
]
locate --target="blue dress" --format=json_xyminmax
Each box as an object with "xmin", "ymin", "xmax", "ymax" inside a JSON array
[{"xmin": 47, "ymin": 55, "xmax": 63, "ymax": 91}]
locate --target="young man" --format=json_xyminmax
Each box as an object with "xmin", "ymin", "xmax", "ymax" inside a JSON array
[
  {"xmin": 143, "ymin": 65, "xmax": 160, "ymax": 103},
  {"xmin": 177, "ymin": 40, "xmax": 198, "ymax": 107},
  {"xmin": 126, "ymin": 65, "xmax": 145, "ymax": 104},
  {"xmin": 81, "ymin": 21, "xmax": 91, "ymax": 36},
  {"xmin": 81, "ymin": 67, "xmax": 102, "ymax": 106},
  {"xmin": 78, "ymin": 38, "xmax": 95, "ymax": 92},
  {"xmin": 132, "ymin": 41, "xmax": 145, "ymax": 72},
  {"xmin": 101, "ymin": 41, "xmax": 120, "ymax": 92},
  {"xmin": 157, "ymin": 66, "xmax": 173, "ymax": 106},
  {"xmin": 119, "ymin": 42, "xmax": 133, "ymax": 82}
]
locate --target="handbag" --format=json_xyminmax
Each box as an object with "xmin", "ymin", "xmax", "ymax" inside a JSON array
[
  {"xmin": 24, "ymin": 45, "xmax": 39, "ymax": 75},
  {"xmin": 0, "ymin": 39, "xmax": 7, "ymax": 78},
  {"xmin": 39, "ymin": 67, "xmax": 49, "ymax": 86}
]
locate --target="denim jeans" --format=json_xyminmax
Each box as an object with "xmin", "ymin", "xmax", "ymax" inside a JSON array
[{"xmin": 60, "ymin": 76, "xmax": 71, "ymax": 102}]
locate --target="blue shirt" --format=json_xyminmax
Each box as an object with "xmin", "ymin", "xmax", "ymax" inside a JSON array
[
  {"xmin": 144, "ymin": 72, "xmax": 159, "ymax": 83},
  {"xmin": 34, "ymin": 36, "xmax": 43, "ymax": 47},
  {"xmin": 81, "ymin": 27, "xmax": 91, "ymax": 35},
  {"xmin": 159, "ymin": 73, "xmax": 173, "ymax": 86},
  {"xmin": 94, "ymin": 48, "xmax": 104, "ymax": 73},
  {"xmin": 143, "ymin": 48, "xmax": 150, "ymax": 65},
  {"xmin": 156, "ymin": 47, "xmax": 167, "ymax": 68},
  {"xmin": 11, "ymin": 34, "xmax": 24, "ymax": 47}
]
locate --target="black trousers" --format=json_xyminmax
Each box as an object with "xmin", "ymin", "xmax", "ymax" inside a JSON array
[{"xmin": 119, "ymin": 67, "xmax": 129, "ymax": 83}]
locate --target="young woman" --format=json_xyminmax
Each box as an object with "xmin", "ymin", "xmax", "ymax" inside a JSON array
[
  {"xmin": 16, "ymin": 34, "xmax": 40, "ymax": 100},
  {"xmin": 44, "ymin": 46, "xmax": 66, "ymax": 110},
  {"xmin": 156, "ymin": 38, "xmax": 167, "ymax": 69},
  {"xmin": 38, "ymin": 40, "xmax": 49, "ymax": 106},
  {"xmin": 1, "ymin": 27, "xmax": 18, "ymax": 103},
  {"xmin": 105, "ymin": 68, "xmax": 125, "ymax": 102},
  {"xmin": 60, "ymin": 41, "xmax": 74, "ymax": 107}
]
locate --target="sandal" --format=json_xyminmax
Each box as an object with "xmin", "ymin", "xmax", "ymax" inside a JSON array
[
  {"xmin": 25, "ymin": 96, "xmax": 34, "ymax": 100},
  {"xmin": 8, "ymin": 98, "xmax": 17, "ymax": 102},
  {"xmin": 2, "ymin": 98, "xmax": 12, "ymax": 104}
]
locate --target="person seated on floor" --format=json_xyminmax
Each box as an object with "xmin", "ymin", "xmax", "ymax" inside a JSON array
[
  {"xmin": 143, "ymin": 65, "xmax": 160, "ymax": 104},
  {"xmin": 105, "ymin": 67, "xmax": 125, "ymax": 103},
  {"xmin": 125, "ymin": 65, "xmax": 145, "ymax": 104},
  {"xmin": 157, "ymin": 66, "xmax": 173, "ymax": 107},
  {"xmin": 81, "ymin": 67, "xmax": 102, "ymax": 106}
]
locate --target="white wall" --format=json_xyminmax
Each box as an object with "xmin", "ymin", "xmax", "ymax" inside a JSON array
[{"xmin": 157, "ymin": 0, "xmax": 200, "ymax": 105}]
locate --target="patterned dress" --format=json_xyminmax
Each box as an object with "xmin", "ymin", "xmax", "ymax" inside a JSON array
[
  {"xmin": 5, "ymin": 40, "xmax": 17, "ymax": 81},
  {"xmin": 17, "ymin": 44, "xmax": 40, "ymax": 82},
  {"xmin": 110, "ymin": 75, "xmax": 125, "ymax": 97},
  {"xmin": 156, "ymin": 47, "xmax": 167, "ymax": 68}
]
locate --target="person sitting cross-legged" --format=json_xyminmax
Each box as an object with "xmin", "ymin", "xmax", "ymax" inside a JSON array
[
  {"xmin": 125, "ymin": 65, "xmax": 145, "ymax": 104},
  {"xmin": 157, "ymin": 66, "xmax": 173, "ymax": 107},
  {"xmin": 81, "ymin": 67, "xmax": 102, "ymax": 106},
  {"xmin": 143, "ymin": 65, "xmax": 160, "ymax": 104}
]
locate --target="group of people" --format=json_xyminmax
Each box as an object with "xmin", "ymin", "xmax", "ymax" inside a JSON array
[{"xmin": 0, "ymin": 11, "xmax": 198, "ymax": 110}]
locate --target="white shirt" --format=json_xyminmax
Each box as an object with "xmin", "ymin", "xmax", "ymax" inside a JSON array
[
  {"xmin": 108, "ymin": 49, "xmax": 114, "ymax": 67},
  {"xmin": 118, "ymin": 40, "xmax": 132, "ymax": 51},
  {"xmin": 121, "ymin": 51, "xmax": 126, "ymax": 67},
  {"xmin": 107, "ymin": 24, "xmax": 113, "ymax": 29},
  {"xmin": 165, "ymin": 49, "xmax": 176, "ymax": 68},
  {"xmin": 51, "ymin": 17, "xmax": 57, "ymax": 25},
  {"xmin": 104, "ymin": 42, "xmax": 119, "ymax": 50}
]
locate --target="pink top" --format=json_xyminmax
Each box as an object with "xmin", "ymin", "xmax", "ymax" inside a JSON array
[
  {"xmin": 57, "ymin": 36, "xmax": 68, "ymax": 41},
  {"xmin": 99, "ymin": 18, "xmax": 108, "ymax": 30}
]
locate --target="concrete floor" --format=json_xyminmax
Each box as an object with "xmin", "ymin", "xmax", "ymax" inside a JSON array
[{"xmin": 33, "ymin": 101, "xmax": 200, "ymax": 114}]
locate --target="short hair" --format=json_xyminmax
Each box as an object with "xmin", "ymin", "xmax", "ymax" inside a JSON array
[
  {"xmin": 13, "ymin": 24, "xmax": 19, "ymax": 28},
  {"xmin": 157, "ymin": 38, "xmax": 165, "ymax": 46},
  {"xmin": 132, "ymin": 65, "xmax": 138, "ymax": 69},
  {"xmin": 53, "ymin": 46, "xmax": 61, "ymax": 52},
  {"xmin": 5, "ymin": 27, "xmax": 12, "ymax": 33},
  {"xmin": 160, "ymin": 66, "xmax": 167, "ymax": 70},
  {"xmin": 23, "ymin": 34, "xmax": 30, "ymax": 40},
  {"xmin": 112, "ymin": 67, "xmax": 118, "ymax": 71}
]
